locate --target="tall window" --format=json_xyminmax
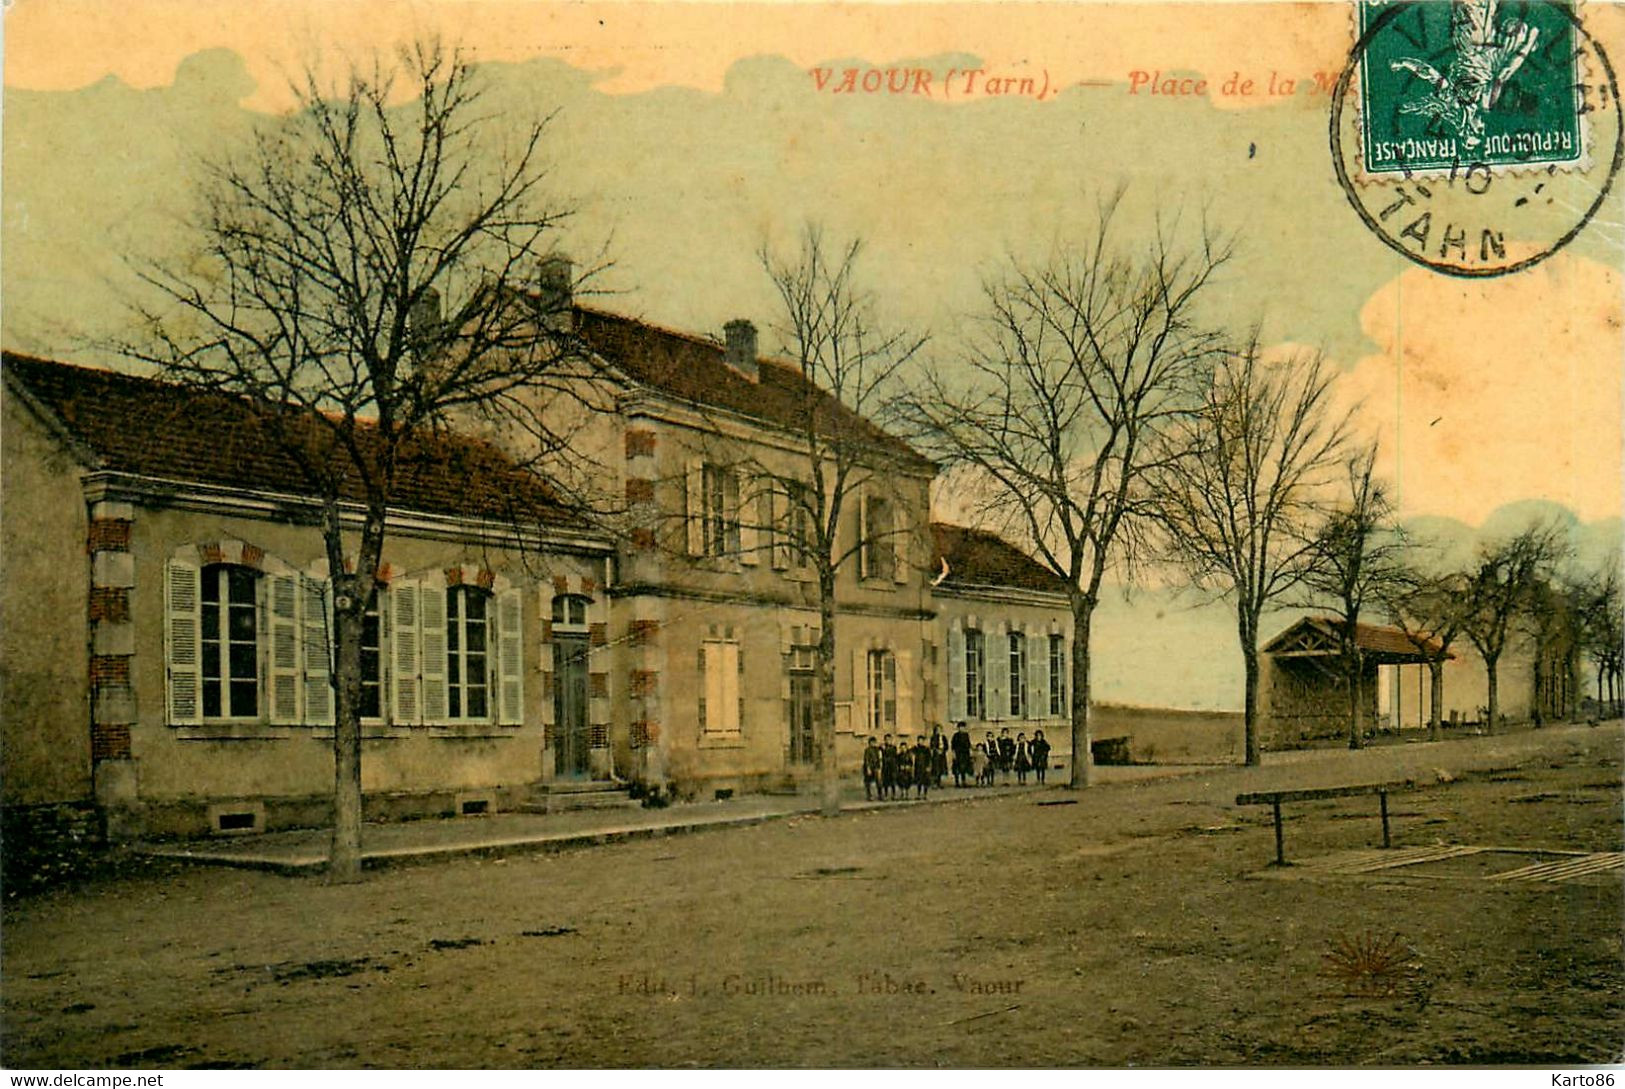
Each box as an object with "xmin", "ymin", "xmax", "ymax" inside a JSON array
[
  {"xmin": 446, "ymin": 586, "xmax": 491, "ymax": 720},
  {"xmin": 777, "ymin": 480, "xmax": 815, "ymax": 570},
  {"xmin": 703, "ymin": 465, "xmax": 740, "ymax": 557},
  {"xmin": 359, "ymin": 596, "xmax": 382, "ymax": 719},
  {"xmin": 1049, "ymin": 634, "xmax": 1065, "ymax": 717},
  {"xmin": 965, "ymin": 629, "xmax": 986, "ymax": 721},
  {"xmin": 700, "ymin": 639, "xmax": 742, "ymax": 734},
  {"xmin": 861, "ymin": 496, "xmax": 895, "ymax": 579},
  {"xmin": 1008, "ymin": 632, "xmax": 1027, "ymax": 718},
  {"xmin": 201, "ymin": 564, "xmax": 259, "ymax": 718},
  {"xmin": 867, "ymin": 649, "xmax": 897, "ymax": 732}
]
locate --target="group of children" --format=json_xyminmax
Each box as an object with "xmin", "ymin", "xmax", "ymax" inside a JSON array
[{"xmin": 861, "ymin": 723, "xmax": 1052, "ymax": 801}]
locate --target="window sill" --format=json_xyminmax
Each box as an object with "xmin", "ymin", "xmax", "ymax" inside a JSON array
[
  {"xmin": 698, "ymin": 732, "xmax": 746, "ymax": 750},
  {"xmin": 428, "ymin": 721, "xmax": 524, "ymax": 736},
  {"xmin": 173, "ymin": 723, "xmax": 292, "ymax": 741}
]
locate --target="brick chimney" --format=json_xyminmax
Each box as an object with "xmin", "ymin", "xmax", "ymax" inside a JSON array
[
  {"xmin": 724, "ymin": 319, "xmax": 759, "ymax": 382},
  {"xmin": 536, "ymin": 255, "xmax": 574, "ymax": 321}
]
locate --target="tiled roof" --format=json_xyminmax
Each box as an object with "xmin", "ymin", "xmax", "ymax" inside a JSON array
[
  {"xmin": 3, "ymin": 352, "xmax": 584, "ymax": 529},
  {"xmin": 1264, "ymin": 616, "xmax": 1453, "ymax": 662},
  {"xmin": 931, "ymin": 523, "xmax": 1070, "ymax": 596},
  {"xmin": 570, "ymin": 306, "xmax": 932, "ymax": 471}
]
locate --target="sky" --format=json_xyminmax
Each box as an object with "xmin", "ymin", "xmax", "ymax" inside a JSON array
[{"xmin": 5, "ymin": 0, "xmax": 1622, "ymax": 708}]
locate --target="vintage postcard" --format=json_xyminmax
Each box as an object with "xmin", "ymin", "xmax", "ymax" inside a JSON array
[{"xmin": 2, "ymin": 0, "xmax": 1621, "ymax": 1072}]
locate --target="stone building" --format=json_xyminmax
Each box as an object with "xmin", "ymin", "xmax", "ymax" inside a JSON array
[
  {"xmin": 2, "ymin": 309, "xmax": 1079, "ymax": 843},
  {"xmin": 1260, "ymin": 613, "xmax": 1569, "ymax": 744},
  {"xmin": 547, "ymin": 305, "xmax": 940, "ymax": 793},
  {"xmin": 2, "ymin": 353, "xmax": 611, "ymax": 839},
  {"xmin": 931, "ymin": 523, "xmax": 1073, "ymax": 743}
]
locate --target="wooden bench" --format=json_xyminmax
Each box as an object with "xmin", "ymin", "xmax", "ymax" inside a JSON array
[{"xmin": 1235, "ymin": 781, "xmax": 1419, "ymax": 866}]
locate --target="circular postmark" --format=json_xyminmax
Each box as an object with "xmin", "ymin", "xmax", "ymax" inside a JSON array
[{"xmin": 1330, "ymin": 0, "xmax": 1623, "ymax": 277}]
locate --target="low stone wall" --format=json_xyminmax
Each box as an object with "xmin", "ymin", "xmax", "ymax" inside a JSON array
[
  {"xmin": 1, "ymin": 801, "xmax": 104, "ymax": 896},
  {"xmin": 1089, "ymin": 704, "xmax": 1244, "ymax": 765}
]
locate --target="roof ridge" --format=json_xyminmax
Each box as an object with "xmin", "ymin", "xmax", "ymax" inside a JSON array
[
  {"xmin": 5, "ymin": 351, "xmax": 579, "ymax": 526},
  {"xmin": 573, "ymin": 304, "xmax": 802, "ymax": 378}
]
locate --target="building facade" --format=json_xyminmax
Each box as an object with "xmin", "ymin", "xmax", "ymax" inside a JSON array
[
  {"xmin": 1260, "ymin": 614, "xmax": 1568, "ymax": 746},
  {"xmin": 2, "ymin": 306, "xmax": 1076, "ymax": 843},
  {"xmin": 2, "ymin": 353, "xmax": 613, "ymax": 839}
]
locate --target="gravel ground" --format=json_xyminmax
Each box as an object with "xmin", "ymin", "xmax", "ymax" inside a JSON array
[{"xmin": 3, "ymin": 722, "xmax": 1620, "ymax": 1068}]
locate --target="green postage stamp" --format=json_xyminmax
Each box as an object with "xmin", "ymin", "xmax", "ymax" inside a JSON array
[{"xmin": 1356, "ymin": 0, "xmax": 1586, "ymax": 174}]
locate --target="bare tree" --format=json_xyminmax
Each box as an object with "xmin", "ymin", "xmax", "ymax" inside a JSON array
[
  {"xmin": 747, "ymin": 226, "xmax": 928, "ymax": 815},
  {"xmin": 897, "ymin": 191, "xmax": 1232, "ymax": 787},
  {"xmin": 1152, "ymin": 336, "xmax": 1349, "ymax": 765},
  {"xmin": 1523, "ymin": 575, "xmax": 1582, "ymax": 726},
  {"xmin": 120, "ymin": 41, "xmax": 597, "ymax": 880},
  {"xmin": 1379, "ymin": 566, "xmax": 1468, "ymax": 741},
  {"xmin": 1572, "ymin": 553, "xmax": 1621, "ymax": 717},
  {"xmin": 1300, "ymin": 446, "xmax": 1409, "ymax": 749},
  {"xmin": 1458, "ymin": 521, "xmax": 1572, "ymax": 733}
]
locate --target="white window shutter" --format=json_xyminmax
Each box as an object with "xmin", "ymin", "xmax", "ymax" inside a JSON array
[
  {"xmin": 268, "ymin": 573, "xmax": 300, "ymax": 723},
  {"xmin": 164, "ymin": 558, "xmax": 202, "ymax": 725},
  {"xmin": 771, "ymin": 483, "xmax": 790, "ymax": 570},
  {"xmin": 1052, "ymin": 636, "xmax": 1067, "ymax": 715},
  {"xmin": 300, "ymin": 576, "xmax": 334, "ymax": 726},
  {"xmin": 723, "ymin": 470, "xmax": 741, "ymax": 554},
  {"xmin": 420, "ymin": 580, "xmax": 448, "ymax": 723},
  {"xmin": 896, "ymin": 649, "xmax": 915, "ymax": 734},
  {"xmin": 740, "ymin": 476, "xmax": 759, "ymax": 565},
  {"xmin": 722, "ymin": 642, "xmax": 741, "ymax": 731},
  {"xmin": 857, "ymin": 493, "xmax": 871, "ymax": 578},
  {"xmin": 1030, "ymin": 635, "xmax": 1048, "ymax": 720},
  {"xmin": 391, "ymin": 579, "xmax": 421, "ymax": 725},
  {"xmin": 990, "ymin": 623, "xmax": 1009, "ymax": 720},
  {"xmin": 685, "ymin": 459, "xmax": 704, "ymax": 555},
  {"xmin": 496, "ymin": 586, "xmax": 524, "ymax": 726},
  {"xmin": 892, "ymin": 511, "xmax": 909, "ymax": 584},
  {"xmin": 946, "ymin": 624, "xmax": 966, "ymax": 722},
  {"xmin": 701, "ymin": 643, "xmax": 720, "ymax": 731},
  {"xmin": 852, "ymin": 647, "xmax": 870, "ymax": 733}
]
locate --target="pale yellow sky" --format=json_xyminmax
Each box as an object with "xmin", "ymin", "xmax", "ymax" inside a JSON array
[{"xmin": 7, "ymin": 1, "xmax": 1362, "ymax": 106}]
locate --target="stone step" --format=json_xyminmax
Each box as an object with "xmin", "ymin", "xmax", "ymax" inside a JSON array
[
  {"xmin": 519, "ymin": 782, "xmax": 642, "ymax": 815},
  {"xmin": 539, "ymin": 779, "xmax": 626, "ymax": 795}
]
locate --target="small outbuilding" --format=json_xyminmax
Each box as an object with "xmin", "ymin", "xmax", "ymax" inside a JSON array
[{"xmin": 1260, "ymin": 616, "xmax": 1451, "ymax": 746}]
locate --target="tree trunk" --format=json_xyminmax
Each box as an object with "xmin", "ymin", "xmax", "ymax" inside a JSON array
[
  {"xmin": 324, "ymin": 509, "xmax": 381, "ymax": 884},
  {"xmin": 1531, "ymin": 649, "xmax": 1545, "ymax": 727},
  {"xmin": 1239, "ymin": 612, "xmax": 1261, "ymax": 766},
  {"xmin": 1068, "ymin": 594, "xmax": 1095, "ymax": 789},
  {"xmin": 1566, "ymin": 650, "xmax": 1580, "ymax": 722},
  {"xmin": 329, "ymin": 595, "xmax": 365, "ymax": 882},
  {"xmin": 1485, "ymin": 658, "xmax": 1500, "ymax": 734},
  {"xmin": 816, "ymin": 567, "xmax": 841, "ymax": 817},
  {"xmin": 1428, "ymin": 659, "xmax": 1444, "ymax": 742},
  {"xmin": 1346, "ymin": 651, "xmax": 1364, "ymax": 750}
]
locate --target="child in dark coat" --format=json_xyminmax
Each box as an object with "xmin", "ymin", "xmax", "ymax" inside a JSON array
[
  {"xmin": 929, "ymin": 725, "xmax": 949, "ymax": 787},
  {"xmin": 880, "ymin": 735, "xmax": 898, "ymax": 800},
  {"xmin": 913, "ymin": 735, "xmax": 933, "ymax": 799},
  {"xmin": 862, "ymin": 736, "xmax": 882, "ymax": 801},
  {"xmin": 1031, "ymin": 729, "xmax": 1051, "ymax": 785},
  {"xmin": 950, "ymin": 722, "xmax": 973, "ymax": 787}
]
